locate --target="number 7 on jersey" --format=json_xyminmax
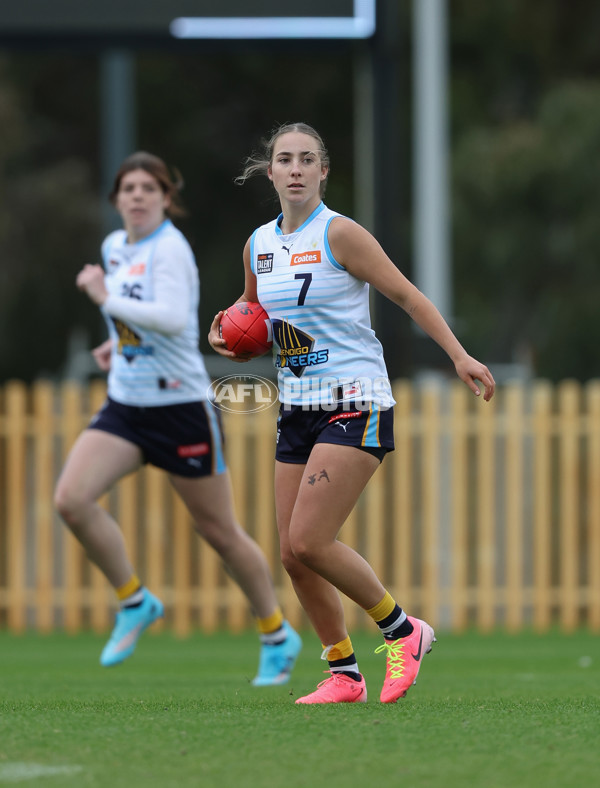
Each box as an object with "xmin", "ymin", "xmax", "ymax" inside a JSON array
[{"xmin": 295, "ymin": 273, "xmax": 312, "ymax": 306}]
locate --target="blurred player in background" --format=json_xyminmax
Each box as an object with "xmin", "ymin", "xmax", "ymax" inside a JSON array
[
  {"xmin": 209, "ymin": 123, "xmax": 495, "ymax": 704},
  {"xmin": 55, "ymin": 151, "xmax": 301, "ymax": 684}
]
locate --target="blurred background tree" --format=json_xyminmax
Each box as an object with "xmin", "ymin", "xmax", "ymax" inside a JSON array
[
  {"xmin": 451, "ymin": 0, "xmax": 600, "ymax": 381},
  {"xmin": 1, "ymin": 0, "xmax": 599, "ymax": 383},
  {"xmin": 0, "ymin": 56, "xmax": 100, "ymax": 381},
  {"xmin": 454, "ymin": 82, "xmax": 600, "ymax": 380}
]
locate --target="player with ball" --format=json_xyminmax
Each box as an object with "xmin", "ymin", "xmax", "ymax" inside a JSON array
[{"xmin": 209, "ymin": 122, "xmax": 495, "ymax": 704}]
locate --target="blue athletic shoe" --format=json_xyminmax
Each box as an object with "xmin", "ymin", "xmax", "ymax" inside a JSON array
[
  {"xmin": 100, "ymin": 589, "xmax": 164, "ymax": 667},
  {"xmin": 251, "ymin": 621, "xmax": 302, "ymax": 686}
]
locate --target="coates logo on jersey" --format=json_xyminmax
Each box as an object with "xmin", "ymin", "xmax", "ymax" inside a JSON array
[
  {"xmin": 271, "ymin": 318, "xmax": 328, "ymax": 378},
  {"xmin": 290, "ymin": 251, "xmax": 321, "ymax": 266}
]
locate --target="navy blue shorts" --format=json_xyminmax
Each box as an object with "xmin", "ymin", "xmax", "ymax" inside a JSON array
[
  {"xmin": 88, "ymin": 397, "xmax": 227, "ymax": 478},
  {"xmin": 275, "ymin": 402, "xmax": 395, "ymax": 464}
]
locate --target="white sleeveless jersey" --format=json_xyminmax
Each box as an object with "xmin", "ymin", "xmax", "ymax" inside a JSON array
[
  {"xmin": 251, "ymin": 203, "xmax": 394, "ymax": 408},
  {"xmin": 100, "ymin": 220, "xmax": 212, "ymax": 406}
]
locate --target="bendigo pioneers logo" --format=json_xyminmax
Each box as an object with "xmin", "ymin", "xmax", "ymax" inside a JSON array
[
  {"xmin": 271, "ymin": 318, "xmax": 328, "ymax": 378},
  {"xmin": 112, "ymin": 318, "xmax": 154, "ymax": 363}
]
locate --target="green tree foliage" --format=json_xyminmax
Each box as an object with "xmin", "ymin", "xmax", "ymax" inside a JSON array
[
  {"xmin": 451, "ymin": 0, "xmax": 600, "ymax": 380},
  {"xmin": 454, "ymin": 83, "xmax": 600, "ymax": 380},
  {"xmin": 0, "ymin": 56, "xmax": 101, "ymax": 382}
]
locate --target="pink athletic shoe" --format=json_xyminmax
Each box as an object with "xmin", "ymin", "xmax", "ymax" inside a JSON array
[
  {"xmin": 295, "ymin": 672, "xmax": 367, "ymax": 705},
  {"xmin": 376, "ymin": 616, "xmax": 436, "ymax": 703}
]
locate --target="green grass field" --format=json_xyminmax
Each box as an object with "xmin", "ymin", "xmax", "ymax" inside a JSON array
[{"xmin": 0, "ymin": 628, "xmax": 598, "ymax": 788}]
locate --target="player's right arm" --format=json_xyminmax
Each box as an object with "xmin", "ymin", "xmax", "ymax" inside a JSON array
[
  {"xmin": 207, "ymin": 236, "xmax": 254, "ymax": 361},
  {"xmin": 101, "ymin": 238, "xmax": 191, "ymax": 335},
  {"xmin": 238, "ymin": 236, "xmax": 258, "ymax": 303}
]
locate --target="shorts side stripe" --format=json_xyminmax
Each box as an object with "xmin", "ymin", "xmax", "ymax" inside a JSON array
[
  {"xmin": 361, "ymin": 406, "xmax": 381, "ymax": 447},
  {"xmin": 203, "ymin": 402, "xmax": 227, "ymax": 475}
]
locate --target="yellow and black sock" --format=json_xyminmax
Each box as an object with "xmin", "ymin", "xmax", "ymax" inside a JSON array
[
  {"xmin": 366, "ymin": 591, "xmax": 413, "ymax": 640},
  {"xmin": 322, "ymin": 636, "xmax": 361, "ymax": 680},
  {"xmin": 116, "ymin": 575, "xmax": 144, "ymax": 608},
  {"xmin": 256, "ymin": 607, "xmax": 286, "ymax": 644}
]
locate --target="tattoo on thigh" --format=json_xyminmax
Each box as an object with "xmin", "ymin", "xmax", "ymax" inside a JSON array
[{"xmin": 307, "ymin": 468, "xmax": 330, "ymax": 486}]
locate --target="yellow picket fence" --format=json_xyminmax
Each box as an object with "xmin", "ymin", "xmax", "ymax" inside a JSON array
[{"xmin": 1, "ymin": 378, "xmax": 599, "ymax": 635}]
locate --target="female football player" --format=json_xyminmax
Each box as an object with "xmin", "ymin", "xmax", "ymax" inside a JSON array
[
  {"xmin": 55, "ymin": 151, "xmax": 301, "ymax": 683},
  {"xmin": 209, "ymin": 123, "xmax": 495, "ymax": 704}
]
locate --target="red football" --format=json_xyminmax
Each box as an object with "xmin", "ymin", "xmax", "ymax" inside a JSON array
[{"xmin": 219, "ymin": 302, "xmax": 273, "ymax": 359}]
